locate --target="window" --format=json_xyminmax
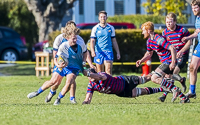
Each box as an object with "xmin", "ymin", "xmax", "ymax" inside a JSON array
[
  {"xmin": 2, "ymin": 30, "xmax": 14, "ymax": 38},
  {"xmin": 79, "ymin": 0, "xmax": 84, "ymax": 15},
  {"xmin": 136, "ymin": 0, "xmax": 141, "ymax": 14},
  {"xmin": 114, "ymin": 0, "xmax": 124, "ymax": 15},
  {"xmin": 95, "ymin": 0, "xmax": 105, "ymax": 16}
]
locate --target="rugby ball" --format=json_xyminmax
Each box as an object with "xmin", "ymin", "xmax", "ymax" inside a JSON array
[{"xmin": 57, "ymin": 55, "xmax": 68, "ymax": 66}]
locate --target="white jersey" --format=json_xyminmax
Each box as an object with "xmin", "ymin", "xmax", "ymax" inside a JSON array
[{"xmin": 53, "ymin": 33, "xmax": 85, "ymax": 51}]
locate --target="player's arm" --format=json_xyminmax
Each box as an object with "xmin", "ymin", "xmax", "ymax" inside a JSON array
[
  {"xmin": 182, "ymin": 31, "xmax": 198, "ymax": 42},
  {"xmin": 86, "ymin": 50, "xmax": 96, "ymax": 69},
  {"xmin": 177, "ymin": 39, "xmax": 193, "ymax": 58},
  {"xmin": 168, "ymin": 45, "xmax": 176, "ymax": 70},
  {"xmin": 136, "ymin": 51, "xmax": 153, "ymax": 67},
  {"xmin": 90, "ymin": 38, "xmax": 96, "ymax": 57},
  {"xmin": 112, "ymin": 38, "xmax": 120, "ymax": 60},
  {"xmin": 55, "ymin": 44, "xmax": 68, "ymax": 68},
  {"xmin": 87, "ymin": 72, "xmax": 107, "ymax": 81},
  {"xmin": 82, "ymin": 93, "xmax": 93, "ymax": 104}
]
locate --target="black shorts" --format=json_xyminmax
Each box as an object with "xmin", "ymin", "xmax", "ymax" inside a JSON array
[
  {"xmin": 177, "ymin": 54, "xmax": 188, "ymax": 69},
  {"xmin": 116, "ymin": 75, "xmax": 139, "ymax": 98},
  {"xmin": 158, "ymin": 63, "xmax": 174, "ymax": 75}
]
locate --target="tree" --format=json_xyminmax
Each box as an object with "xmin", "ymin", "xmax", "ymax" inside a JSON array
[
  {"xmin": 24, "ymin": 0, "xmax": 76, "ymax": 42},
  {"xmin": 142, "ymin": 0, "xmax": 187, "ymax": 20}
]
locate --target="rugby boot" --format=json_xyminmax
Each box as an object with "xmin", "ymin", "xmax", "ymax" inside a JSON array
[
  {"xmin": 45, "ymin": 92, "xmax": 56, "ymax": 103},
  {"xmin": 185, "ymin": 91, "xmax": 196, "ymax": 99},
  {"xmin": 180, "ymin": 97, "xmax": 190, "ymax": 103},
  {"xmin": 54, "ymin": 98, "xmax": 61, "ymax": 105},
  {"xmin": 158, "ymin": 95, "xmax": 166, "ymax": 102},
  {"xmin": 27, "ymin": 91, "xmax": 39, "ymax": 99},
  {"xmin": 171, "ymin": 87, "xmax": 181, "ymax": 102}
]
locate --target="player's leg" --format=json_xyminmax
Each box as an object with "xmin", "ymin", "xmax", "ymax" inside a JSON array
[
  {"xmin": 54, "ymin": 72, "xmax": 77, "ymax": 105},
  {"xmin": 69, "ymin": 81, "xmax": 77, "ymax": 104},
  {"xmin": 132, "ymin": 87, "xmax": 163, "ymax": 97},
  {"xmin": 104, "ymin": 60, "xmax": 113, "ymax": 75},
  {"xmin": 27, "ymin": 71, "xmax": 63, "ymax": 99},
  {"xmin": 104, "ymin": 51, "xmax": 114, "ymax": 75},
  {"xmin": 186, "ymin": 55, "xmax": 200, "ymax": 98},
  {"xmin": 152, "ymin": 64, "xmax": 189, "ymax": 103},
  {"xmin": 94, "ymin": 51, "xmax": 104, "ymax": 72}
]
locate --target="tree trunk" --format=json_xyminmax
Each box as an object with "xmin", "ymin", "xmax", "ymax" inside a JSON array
[{"xmin": 24, "ymin": 0, "xmax": 76, "ymax": 42}]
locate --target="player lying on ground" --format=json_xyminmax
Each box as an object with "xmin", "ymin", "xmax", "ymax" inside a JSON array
[{"xmin": 82, "ymin": 68, "xmax": 170, "ymax": 104}]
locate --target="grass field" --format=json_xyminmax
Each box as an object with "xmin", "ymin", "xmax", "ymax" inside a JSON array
[{"xmin": 0, "ymin": 64, "xmax": 200, "ymax": 125}]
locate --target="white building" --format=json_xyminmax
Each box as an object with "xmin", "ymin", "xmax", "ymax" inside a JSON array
[{"xmin": 62, "ymin": 0, "xmax": 196, "ymax": 26}]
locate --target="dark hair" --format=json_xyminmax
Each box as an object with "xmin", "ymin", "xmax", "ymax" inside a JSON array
[
  {"xmin": 98, "ymin": 10, "xmax": 107, "ymax": 16},
  {"xmin": 191, "ymin": 0, "xmax": 200, "ymax": 7},
  {"xmin": 89, "ymin": 68, "xmax": 97, "ymax": 73},
  {"xmin": 66, "ymin": 20, "xmax": 76, "ymax": 27}
]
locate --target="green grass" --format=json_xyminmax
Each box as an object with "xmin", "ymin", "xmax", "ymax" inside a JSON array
[
  {"xmin": 0, "ymin": 65, "xmax": 200, "ymax": 125},
  {"xmin": 0, "ymin": 73, "xmax": 200, "ymax": 125}
]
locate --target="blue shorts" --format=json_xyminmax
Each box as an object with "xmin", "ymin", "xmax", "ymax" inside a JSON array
[
  {"xmin": 193, "ymin": 43, "xmax": 200, "ymax": 57},
  {"xmin": 52, "ymin": 65, "xmax": 65, "ymax": 77},
  {"xmin": 94, "ymin": 51, "xmax": 113, "ymax": 65},
  {"xmin": 62, "ymin": 67, "xmax": 80, "ymax": 76}
]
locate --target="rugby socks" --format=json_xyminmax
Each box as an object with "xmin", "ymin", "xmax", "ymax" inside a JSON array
[
  {"xmin": 50, "ymin": 89, "xmax": 56, "ymax": 95},
  {"xmin": 190, "ymin": 84, "xmax": 196, "ymax": 94},
  {"xmin": 160, "ymin": 78, "xmax": 177, "ymax": 91},
  {"xmin": 162, "ymin": 92, "xmax": 168, "ymax": 97},
  {"xmin": 58, "ymin": 92, "xmax": 65, "ymax": 99},
  {"xmin": 37, "ymin": 87, "xmax": 44, "ymax": 94},
  {"xmin": 70, "ymin": 97, "xmax": 75, "ymax": 101},
  {"xmin": 145, "ymin": 87, "xmax": 163, "ymax": 94}
]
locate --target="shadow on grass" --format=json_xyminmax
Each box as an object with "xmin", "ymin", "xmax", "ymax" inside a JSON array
[{"xmin": 0, "ymin": 64, "xmax": 36, "ymax": 76}]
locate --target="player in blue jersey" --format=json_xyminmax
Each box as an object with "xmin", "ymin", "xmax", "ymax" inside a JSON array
[
  {"xmin": 158, "ymin": 13, "xmax": 193, "ymax": 102},
  {"xmin": 27, "ymin": 21, "xmax": 95, "ymax": 104},
  {"xmin": 90, "ymin": 11, "xmax": 120, "ymax": 75},
  {"xmin": 181, "ymin": 0, "xmax": 200, "ymax": 99},
  {"xmin": 136, "ymin": 21, "xmax": 189, "ymax": 103},
  {"xmin": 82, "ymin": 68, "xmax": 164, "ymax": 104}
]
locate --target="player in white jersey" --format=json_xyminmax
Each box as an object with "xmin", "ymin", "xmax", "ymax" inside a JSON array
[{"xmin": 27, "ymin": 21, "xmax": 95, "ymax": 104}]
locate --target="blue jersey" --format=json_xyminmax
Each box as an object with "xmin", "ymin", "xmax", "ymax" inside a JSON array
[
  {"xmin": 90, "ymin": 23, "xmax": 115, "ymax": 52},
  {"xmin": 87, "ymin": 72, "xmax": 125, "ymax": 94},
  {"xmin": 195, "ymin": 16, "xmax": 200, "ymax": 43},
  {"xmin": 56, "ymin": 36, "xmax": 87, "ymax": 72}
]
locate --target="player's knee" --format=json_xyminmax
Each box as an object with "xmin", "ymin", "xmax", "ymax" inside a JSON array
[{"xmin": 189, "ymin": 64, "xmax": 195, "ymax": 72}]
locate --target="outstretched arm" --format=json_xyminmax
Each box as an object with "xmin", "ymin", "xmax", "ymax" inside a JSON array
[
  {"xmin": 112, "ymin": 38, "xmax": 120, "ymax": 60},
  {"xmin": 136, "ymin": 51, "xmax": 153, "ymax": 67},
  {"xmin": 82, "ymin": 93, "xmax": 93, "ymax": 104},
  {"xmin": 182, "ymin": 31, "xmax": 198, "ymax": 42}
]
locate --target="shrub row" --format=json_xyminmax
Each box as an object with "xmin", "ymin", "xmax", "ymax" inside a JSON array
[{"xmin": 49, "ymin": 28, "xmax": 195, "ymax": 73}]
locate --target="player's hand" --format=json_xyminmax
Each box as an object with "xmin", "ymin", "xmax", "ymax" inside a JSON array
[
  {"xmin": 195, "ymin": 28, "xmax": 200, "ymax": 34},
  {"xmin": 177, "ymin": 51, "xmax": 183, "ymax": 58},
  {"xmin": 181, "ymin": 37, "xmax": 188, "ymax": 43},
  {"xmin": 82, "ymin": 101, "xmax": 89, "ymax": 105},
  {"xmin": 117, "ymin": 53, "xmax": 120, "ymax": 60},
  {"xmin": 90, "ymin": 65, "xmax": 96, "ymax": 70},
  {"xmin": 91, "ymin": 51, "xmax": 96, "ymax": 57},
  {"xmin": 136, "ymin": 60, "xmax": 142, "ymax": 67},
  {"xmin": 99, "ymin": 87, "xmax": 111, "ymax": 94},
  {"xmin": 169, "ymin": 63, "xmax": 176, "ymax": 70},
  {"xmin": 57, "ymin": 62, "xmax": 67, "ymax": 68}
]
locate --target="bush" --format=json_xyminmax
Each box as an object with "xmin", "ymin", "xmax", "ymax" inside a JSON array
[{"xmin": 49, "ymin": 28, "xmax": 195, "ymax": 73}]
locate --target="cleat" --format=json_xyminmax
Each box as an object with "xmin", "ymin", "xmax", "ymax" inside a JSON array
[
  {"xmin": 27, "ymin": 91, "xmax": 39, "ymax": 99},
  {"xmin": 185, "ymin": 91, "xmax": 196, "ymax": 99},
  {"xmin": 158, "ymin": 95, "xmax": 166, "ymax": 102},
  {"xmin": 70, "ymin": 98, "xmax": 77, "ymax": 104},
  {"xmin": 171, "ymin": 87, "xmax": 181, "ymax": 102},
  {"xmin": 54, "ymin": 98, "xmax": 61, "ymax": 105},
  {"xmin": 180, "ymin": 77, "xmax": 187, "ymax": 92},
  {"xmin": 180, "ymin": 97, "xmax": 190, "ymax": 103},
  {"xmin": 45, "ymin": 92, "xmax": 55, "ymax": 103}
]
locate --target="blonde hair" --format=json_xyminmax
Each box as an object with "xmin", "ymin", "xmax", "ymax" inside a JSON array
[
  {"xmin": 63, "ymin": 21, "xmax": 80, "ymax": 39},
  {"xmin": 166, "ymin": 12, "xmax": 177, "ymax": 22},
  {"xmin": 141, "ymin": 21, "xmax": 154, "ymax": 32}
]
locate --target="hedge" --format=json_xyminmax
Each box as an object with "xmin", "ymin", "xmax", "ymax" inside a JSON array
[{"xmin": 49, "ymin": 28, "xmax": 195, "ymax": 73}]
